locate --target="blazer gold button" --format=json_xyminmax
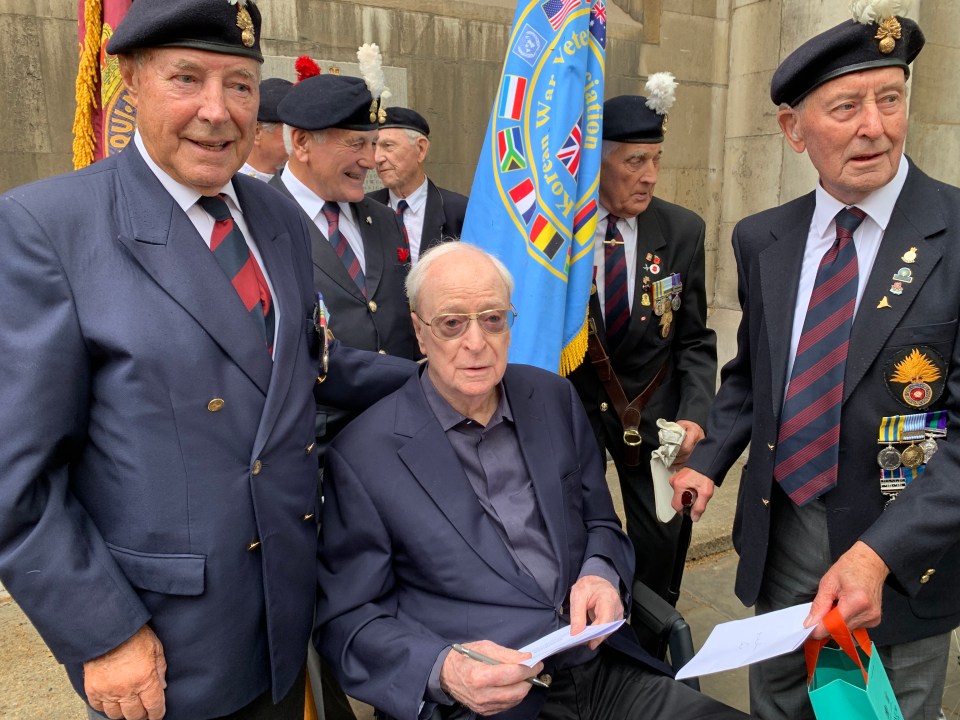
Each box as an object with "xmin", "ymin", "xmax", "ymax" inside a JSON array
[
  {"xmin": 368, "ymin": 300, "xmax": 378, "ymax": 313},
  {"xmin": 305, "ymin": 442, "xmax": 316, "ymax": 455},
  {"xmin": 207, "ymin": 398, "xmax": 225, "ymax": 412},
  {"xmin": 252, "ymin": 459, "xmax": 263, "ymax": 476},
  {"xmin": 378, "ymin": 349, "xmax": 387, "ymax": 355},
  {"xmin": 316, "ymin": 374, "xmax": 326, "ymax": 384},
  {"xmin": 247, "ymin": 540, "xmax": 261, "ymax": 552},
  {"xmin": 767, "ymin": 443, "xmax": 775, "ymax": 451},
  {"xmin": 920, "ymin": 569, "xmax": 936, "ymax": 584},
  {"xmin": 761, "ymin": 498, "xmax": 770, "ymax": 507},
  {"xmin": 600, "ymin": 402, "xmax": 609, "ymax": 412},
  {"xmin": 302, "ymin": 513, "xmax": 315, "ymax": 522}
]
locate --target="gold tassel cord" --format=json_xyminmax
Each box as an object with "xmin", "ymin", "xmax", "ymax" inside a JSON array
[
  {"xmin": 558, "ymin": 314, "xmax": 589, "ymax": 376},
  {"xmin": 72, "ymin": 0, "xmax": 103, "ymax": 169}
]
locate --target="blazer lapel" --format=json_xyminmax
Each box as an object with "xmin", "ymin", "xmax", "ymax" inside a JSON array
[
  {"xmin": 115, "ymin": 146, "xmax": 272, "ymax": 395},
  {"xmin": 844, "ymin": 167, "xmax": 945, "ymax": 402},
  {"xmin": 353, "ymin": 199, "xmax": 385, "ymax": 300},
  {"xmin": 759, "ymin": 195, "xmax": 813, "ymax": 419},
  {"xmin": 395, "ymin": 377, "xmax": 548, "ymax": 604},
  {"xmin": 422, "ymin": 180, "xmax": 446, "ymax": 252},
  {"xmin": 503, "ymin": 374, "xmax": 568, "ymax": 603}
]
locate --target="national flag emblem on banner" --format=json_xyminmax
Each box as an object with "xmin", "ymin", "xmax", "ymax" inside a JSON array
[
  {"xmin": 589, "ymin": 0, "xmax": 607, "ymax": 49},
  {"xmin": 498, "ymin": 75, "xmax": 528, "ymax": 121},
  {"xmin": 508, "ymin": 178, "xmax": 537, "ymax": 225},
  {"xmin": 542, "ymin": 0, "xmax": 582, "ymax": 31},
  {"xmin": 462, "ymin": 0, "xmax": 605, "ymax": 374},
  {"xmin": 73, "ymin": 0, "xmax": 134, "ymax": 168},
  {"xmin": 557, "ymin": 117, "xmax": 582, "ymax": 178},
  {"xmin": 497, "ymin": 126, "xmax": 528, "ymax": 173}
]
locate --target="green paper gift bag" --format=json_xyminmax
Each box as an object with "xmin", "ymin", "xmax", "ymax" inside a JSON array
[{"xmin": 804, "ymin": 608, "xmax": 903, "ymax": 720}]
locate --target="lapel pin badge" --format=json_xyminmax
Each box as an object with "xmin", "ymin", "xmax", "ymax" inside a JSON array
[
  {"xmin": 877, "ymin": 296, "xmax": 891, "ymax": 309},
  {"xmin": 365, "ymin": 216, "xmax": 373, "ymax": 225},
  {"xmin": 901, "ymin": 247, "xmax": 917, "ymax": 264}
]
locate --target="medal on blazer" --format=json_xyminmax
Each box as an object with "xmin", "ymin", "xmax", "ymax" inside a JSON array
[
  {"xmin": 876, "ymin": 410, "xmax": 947, "ymax": 502},
  {"xmin": 876, "ymin": 415, "xmax": 904, "ymax": 470},
  {"xmin": 314, "ymin": 292, "xmax": 331, "ymax": 379},
  {"xmin": 884, "ymin": 346, "xmax": 946, "ymax": 409},
  {"xmin": 652, "ymin": 274, "xmax": 682, "ymax": 338}
]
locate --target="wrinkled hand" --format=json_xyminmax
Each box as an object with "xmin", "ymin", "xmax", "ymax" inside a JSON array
[
  {"xmin": 805, "ymin": 541, "xmax": 889, "ymax": 639},
  {"xmin": 84, "ymin": 625, "xmax": 167, "ymax": 720},
  {"xmin": 669, "ymin": 467, "xmax": 715, "ymax": 521},
  {"xmin": 671, "ymin": 420, "xmax": 705, "ymax": 468},
  {"xmin": 439, "ymin": 640, "xmax": 542, "ymax": 715},
  {"xmin": 569, "ymin": 575, "xmax": 624, "ymax": 651}
]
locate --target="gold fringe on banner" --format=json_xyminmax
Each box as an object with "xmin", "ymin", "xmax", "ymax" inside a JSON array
[
  {"xmin": 558, "ymin": 313, "xmax": 589, "ymax": 377},
  {"xmin": 72, "ymin": 0, "xmax": 103, "ymax": 169}
]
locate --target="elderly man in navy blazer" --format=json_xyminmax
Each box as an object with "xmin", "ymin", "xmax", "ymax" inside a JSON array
[
  {"xmin": 673, "ymin": 10, "xmax": 960, "ymax": 720},
  {"xmin": 316, "ymin": 243, "xmax": 748, "ymax": 720},
  {"xmin": 0, "ymin": 2, "xmax": 412, "ymax": 718}
]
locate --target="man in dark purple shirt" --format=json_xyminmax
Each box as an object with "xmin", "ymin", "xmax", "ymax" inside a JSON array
[{"xmin": 316, "ymin": 243, "xmax": 749, "ymax": 719}]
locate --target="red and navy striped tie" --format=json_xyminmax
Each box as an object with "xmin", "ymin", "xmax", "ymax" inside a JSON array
[
  {"xmin": 322, "ymin": 201, "xmax": 366, "ymax": 297},
  {"xmin": 396, "ymin": 199, "xmax": 412, "ymax": 253},
  {"xmin": 198, "ymin": 194, "xmax": 275, "ymax": 354},
  {"xmin": 604, "ymin": 214, "xmax": 630, "ymax": 352},
  {"xmin": 774, "ymin": 206, "xmax": 866, "ymax": 505}
]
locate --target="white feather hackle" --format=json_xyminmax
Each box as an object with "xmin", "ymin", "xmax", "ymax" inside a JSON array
[
  {"xmin": 644, "ymin": 72, "xmax": 677, "ymax": 116},
  {"xmin": 849, "ymin": 0, "xmax": 911, "ymax": 24},
  {"xmin": 357, "ymin": 43, "xmax": 389, "ymax": 99},
  {"xmin": 227, "ymin": 0, "xmax": 248, "ymax": 7}
]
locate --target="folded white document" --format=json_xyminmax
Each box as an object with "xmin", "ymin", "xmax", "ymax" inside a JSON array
[
  {"xmin": 675, "ymin": 602, "xmax": 815, "ymax": 680},
  {"xmin": 518, "ymin": 619, "xmax": 626, "ymax": 667}
]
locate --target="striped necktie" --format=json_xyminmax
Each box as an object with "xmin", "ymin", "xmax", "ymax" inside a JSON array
[
  {"xmin": 604, "ymin": 214, "xmax": 630, "ymax": 352},
  {"xmin": 396, "ymin": 199, "xmax": 411, "ymax": 253},
  {"xmin": 197, "ymin": 194, "xmax": 274, "ymax": 354},
  {"xmin": 322, "ymin": 201, "xmax": 365, "ymax": 297},
  {"xmin": 774, "ymin": 206, "xmax": 866, "ymax": 505}
]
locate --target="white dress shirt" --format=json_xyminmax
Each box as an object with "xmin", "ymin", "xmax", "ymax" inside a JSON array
[
  {"xmin": 239, "ymin": 162, "xmax": 274, "ymax": 183},
  {"xmin": 592, "ymin": 206, "xmax": 639, "ymax": 321},
  {"xmin": 281, "ymin": 165, "xmax": 367, "ymax": 271},
  {"xmin": 135, "ymin": 132, "xmax": 280, "ymax": 356},
  {"xmin": 785, "ymin": 157, "xmax": 910, "ymax": 380},
  {"xmin": 388, "ymin": 178, "xmax": 429, "ymax": 263}
]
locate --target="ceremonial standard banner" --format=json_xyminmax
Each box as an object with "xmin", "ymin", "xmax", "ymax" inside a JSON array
[
  {"xmin": 462, "ymin": 0, "xmax": 606, "ymax": 374},
  {"xmin": 73, "ymin": 0, "xmax": 134, "ymax": 168}
]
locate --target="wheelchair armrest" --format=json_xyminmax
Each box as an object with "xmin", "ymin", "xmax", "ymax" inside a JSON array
[{"xmin": 631, "ymin": 579, "xmax": 700, "ymax": 691}]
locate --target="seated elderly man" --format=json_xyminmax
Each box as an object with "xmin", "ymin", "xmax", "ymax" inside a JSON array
[{"xmin": 316, "ymin": 243, "xmax": 748, "ymax": 720}]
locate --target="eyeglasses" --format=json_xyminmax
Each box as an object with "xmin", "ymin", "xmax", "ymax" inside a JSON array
[{"xmin": 415, "ymin": 306, "xmax": 517, "ymax": 340}]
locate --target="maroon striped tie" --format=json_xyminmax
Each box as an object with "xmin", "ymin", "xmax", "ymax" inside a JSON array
[
  {"xmin": 396, "ymin": 199, "xmax": 412, "ymax": 254},
  {"xmin": 604, "ymin": 214, "xmax": 630, "ymax": 351},
  {"xmin": 322, "ymin": 201, "xmax": 365, "ymax": 297},
  {"xmin": 198, "ymin": 194, "xmax": 275, "ymax": 354},
  {"xmin": 774, "ymin": 206, "xmax": 866, "ymax": 505}
]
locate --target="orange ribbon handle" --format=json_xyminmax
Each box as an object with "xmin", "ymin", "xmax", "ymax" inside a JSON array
[{"xmin": 804, "ymin": 607, "xmax": 872, "ymax": 685}]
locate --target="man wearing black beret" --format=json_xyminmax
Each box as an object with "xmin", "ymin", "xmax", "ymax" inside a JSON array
[
  {"xmin": 674, "ymin": 7, "xmax": 960, "ymax": 718},
  {"xmin": 272, "ymin": 73, "xmax": 419, "ymax": 362},
  {"xmin": 367, "ymin": 106, "xmax": 468, "ymax": 263},
  {"xmin": 568, "ymin": 74, "xmax": 717, "ymax": 619},
  {"xmin": 0, "ymin": 1, "xmax": 414, "ymax": 718},
  {"xmin": 240, "ymin": 77, "xmax": 293, "ymax": 182}
]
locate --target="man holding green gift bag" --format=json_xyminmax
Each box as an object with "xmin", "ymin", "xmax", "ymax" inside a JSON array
[
  {"xmin": 671, "ymin": 2, "xmax": 960, "ymax": 718},
  {"xmin": 806, "ymin": 608, "xmax": 903, "ymax": 720}
]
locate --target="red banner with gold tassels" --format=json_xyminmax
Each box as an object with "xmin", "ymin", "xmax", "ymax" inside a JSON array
[{"xmin": 73, "ymin": 0, "xmax": 133, "ymax": 169}]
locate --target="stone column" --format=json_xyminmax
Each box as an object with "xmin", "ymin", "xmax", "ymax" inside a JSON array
[{"xmin": 907, "ymin": 0, "xmax": 960, "ymax": 187}]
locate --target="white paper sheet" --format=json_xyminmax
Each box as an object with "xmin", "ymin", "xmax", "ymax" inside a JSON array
[
  {"xmin": 517, "ymin": 619, "xmax": 625, "ymax": 667},
  {"xmin": 674, "ymin": 602, "xmax": 815, "ymax": 680}
]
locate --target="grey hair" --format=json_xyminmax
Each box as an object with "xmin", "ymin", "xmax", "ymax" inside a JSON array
[
  {"xmin": 259, "ymin": 121, "xmax": 281, "ymax": 134},
  {"xmin": 406, "ymin": 241, "xmax": 514, "ymax": 311},
  {"xmin": 282, "ymin": 125, "xmax": 327, "ymax": 155}
]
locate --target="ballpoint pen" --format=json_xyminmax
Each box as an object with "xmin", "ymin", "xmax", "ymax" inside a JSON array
[{"xmin": 451, "ymin": 644, "xmax": 552, "ymax": 688}]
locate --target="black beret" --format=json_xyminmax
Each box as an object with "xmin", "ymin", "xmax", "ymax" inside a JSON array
[
  {"xmin": 258, "ymin": 78, "xmax": 293, "ymax": 123},
  {"xmin": 106, "ymin": 0, "xmax": 263, "ymax": 61},
  {"xmin": 380, "ymin": 107, "xmax": 430, "ymax": 137},
  {"xmin": 602, "ymin": 95, "xmax": 666, "ymax": 144},
  {"xmin": 771, "ymin": 16, "xmax": 924, "ymax": 106},
  {"xmin": 277, "ymin": 75, "xmax": 379, "ymax": 132}
]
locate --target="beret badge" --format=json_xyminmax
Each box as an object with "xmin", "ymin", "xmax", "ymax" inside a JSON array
[
  {"xmin": 229, "ymin": 0, "xmax": 256, "ymax": 48},
  {"xmin": 850, "ymin": 0, "xmax": 910, "ymax": 55},
  {"xmin": 875, "ymin": 16, "xmax": 902, "ymax": 54}
]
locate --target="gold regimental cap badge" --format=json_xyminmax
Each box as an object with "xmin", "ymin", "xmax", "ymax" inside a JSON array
[
  {"xmin": 875, "ymin": 16, "xmax": 902, "ymax": 55},
  {"xmin": 236, "ymin": 3, "xmax": 255, "ymax": 48}
]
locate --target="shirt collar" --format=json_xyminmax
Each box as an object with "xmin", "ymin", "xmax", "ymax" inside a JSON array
[
  {"xmin": 135, "ymin": 131, "xmax": 241, "ymax": 215},
  {"xmin": 419, "ymin": 365, "xmax": 512, "ymax": 431},
  {"xmin": 389, "ymin": 178, "xmax": 429, "ymax": 214},
  {"xmin": 812, "ymin": 156, "xmax": 910, "ymax": 236},
  {"xmin": 599, "ymin": 203, "xmax": 638, "ymax": 233}
]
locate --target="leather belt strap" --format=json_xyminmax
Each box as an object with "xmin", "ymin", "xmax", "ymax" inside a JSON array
[{"xmin": 586, "ymin": 318, "xmax": 667, "ymax": 466}]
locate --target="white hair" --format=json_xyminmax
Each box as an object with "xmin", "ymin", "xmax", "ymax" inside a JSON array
[
  {"xmin": 282, "ymin": 125, "xmax": 327, "ymax": 155},
  {"xmin": 405, "ymin": 241, "xmax": 514, "ymax": 311}
]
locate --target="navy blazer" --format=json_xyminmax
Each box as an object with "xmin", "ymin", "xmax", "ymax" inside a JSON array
[
  {"xmin": 368, "ymin": 178, "xmax": 469, "ymax": 253},
  {"xmin": 0, "ymin": 144, "xmax": 413, "ymax": 718},
  {"xmin": 688, "ymin": 161, "xmax": 960, "ymax": 646},
  {"xmin": 316, "ymin": 365, "xmax": 668, "ymax": 720}
]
